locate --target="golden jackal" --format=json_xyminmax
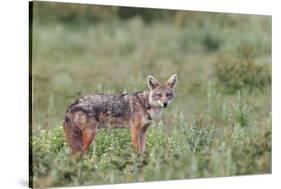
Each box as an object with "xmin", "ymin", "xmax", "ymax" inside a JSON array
[{"xmin": 63, "ymin": 74, "xmax": 177, "ymax": 154}]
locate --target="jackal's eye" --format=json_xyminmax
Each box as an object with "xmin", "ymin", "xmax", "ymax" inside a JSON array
[
  {"xmin": 155, "ymin": 93, "xmax": 162, "ymax": 98},
  {"xmin": 166, "ymin": 92, "xmax": 172, "ymax": 97}
]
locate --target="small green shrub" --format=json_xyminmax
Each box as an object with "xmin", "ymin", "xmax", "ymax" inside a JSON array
[
  {"xmin": 186, "ymin": 123, "xmax": 215, "ymax": 152},
  {"xmin": 201, "ymin": 31, "xmax": 221, "ymax": 51},
  {"xmin": 222, "ymin": 92, "xmax": 251, "ymax": 127},
  {"xmin": 236, "ymin": 42, "xmax": 258, "ymax": 60},
  {"xmin": 232, "ymin": 94, "xmax": 251, "ymax": 127},
  {"xmin": 214, "ymin": 55, "xmax": 271, "ymax": 93}
]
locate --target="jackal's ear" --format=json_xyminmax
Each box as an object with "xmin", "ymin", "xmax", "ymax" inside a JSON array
[
  {"xmin": 166, "ymin": 74, "xmax": 177, "ymax": 89},
  {"xmin": 148, "ymin": 75, "xmax": 160, "ymax": 90}
]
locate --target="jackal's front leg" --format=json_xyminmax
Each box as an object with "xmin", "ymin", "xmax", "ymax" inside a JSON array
[{"xmin": 131, "ymin": 119, "xmax": 150, "ymax": 153}]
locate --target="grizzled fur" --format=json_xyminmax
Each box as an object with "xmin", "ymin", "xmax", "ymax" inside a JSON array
[{"xmin": 63, "ymin": 74, "xmax": 177, "ymax": 154}]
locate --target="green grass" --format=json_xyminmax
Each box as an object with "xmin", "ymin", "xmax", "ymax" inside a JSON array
[{"xmin": 30, "ymin": 9, "xmax": 271, "ymax": 188}]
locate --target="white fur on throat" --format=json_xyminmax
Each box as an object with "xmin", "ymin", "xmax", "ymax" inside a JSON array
[{"xmin": 148, "ymin": 108, "xmax": 163, "ymax": 122}]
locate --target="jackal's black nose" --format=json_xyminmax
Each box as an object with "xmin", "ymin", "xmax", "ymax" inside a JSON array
[{"xmin": 163, "ymin": 103, "xmax": 167, "ymax": 108}]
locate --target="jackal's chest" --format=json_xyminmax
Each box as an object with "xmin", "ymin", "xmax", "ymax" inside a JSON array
[
  {"xmin": 148, "ymin": 108, "xmax": 163, "ymax": 122},
  {"xmin": 139, "ymin": 108, "xmax": 162, "ymax": 129}
]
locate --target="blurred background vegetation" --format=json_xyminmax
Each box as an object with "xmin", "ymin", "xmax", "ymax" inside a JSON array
[{"xmin": 30, "ymin": 1, "xmax": 271, "ymax": 188}]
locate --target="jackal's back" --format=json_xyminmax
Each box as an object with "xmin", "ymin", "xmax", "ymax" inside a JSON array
[{"xmin": 65, "ymin": 94, "xmax": 133, "ymax": 122}]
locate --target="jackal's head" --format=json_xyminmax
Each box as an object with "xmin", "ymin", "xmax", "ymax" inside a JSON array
[{"xmin": 147, "ymin": 74, "xmax": 177, "ymax": 108}]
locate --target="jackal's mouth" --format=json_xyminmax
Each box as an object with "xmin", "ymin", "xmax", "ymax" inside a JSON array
[
  {"xmin": 157, "ymin": 99, "xmax": 163, "ymax": 107},
  {"xmin": 157, "ymin": 99, "xmax": 168, "ymax": 108}
]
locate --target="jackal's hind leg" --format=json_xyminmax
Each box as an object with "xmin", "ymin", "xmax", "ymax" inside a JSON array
[
  {"xmin": 63, "ymin": 120, "xmax": 82, "ymax": 155},
  {"xmin": 82, "ymin": 127, "xmax": 97, "ymax": 153},
  {"xmin": 64, "ymin": 112, "xmax": 97, "ymax": 155}
]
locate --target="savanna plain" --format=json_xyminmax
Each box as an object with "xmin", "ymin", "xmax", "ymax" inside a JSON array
[{"xmin": 30, "ymin": 3, "xmax": 271, "ymax": 187}]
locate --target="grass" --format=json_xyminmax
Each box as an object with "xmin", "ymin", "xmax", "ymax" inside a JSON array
[{"xmin": 30, "ymin": 7, "xmax": 271, "ymax": 188}]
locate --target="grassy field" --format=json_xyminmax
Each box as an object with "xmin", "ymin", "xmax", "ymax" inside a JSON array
[{"xmin": 30, "ymin": 4, "xmax": 271, "ymax": 188}]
